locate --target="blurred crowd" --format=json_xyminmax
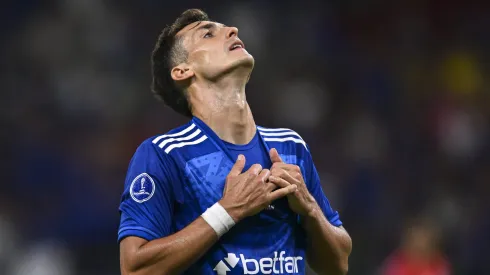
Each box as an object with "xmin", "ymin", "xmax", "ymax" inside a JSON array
[{"xmin": 1, "ymin": 0, "xmax": 489, "ymax": 274}]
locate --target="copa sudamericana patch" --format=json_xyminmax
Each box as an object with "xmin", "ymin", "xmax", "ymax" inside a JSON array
[{"xmin": 130, "ymin": 173, "xmax": 155, "ymax": 203}]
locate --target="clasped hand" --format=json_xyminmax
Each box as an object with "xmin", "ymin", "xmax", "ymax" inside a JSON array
[{"xmin": 268, "ymin": 148, "xmax": 318, "ymax": 216}]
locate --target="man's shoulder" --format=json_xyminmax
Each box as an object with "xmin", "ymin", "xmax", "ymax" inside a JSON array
[
  {"xmin": 134, "ymin": 122, "xmax": 192, "ymax": 151},
  {"xmin": 138, "ymin": 121, "xmax": 215, "ymax": 161},
  {"xmin": 257, "ymin": 125, "xmax": 309, "ymax": 152}
]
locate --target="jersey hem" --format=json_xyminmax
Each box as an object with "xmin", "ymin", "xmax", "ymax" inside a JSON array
[{"xmin": 118, "ymin": 226, "xmax": 160, "ymax": 242}]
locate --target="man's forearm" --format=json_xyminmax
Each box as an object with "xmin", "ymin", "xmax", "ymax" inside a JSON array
[
  {"xmin": 302, "ymin": 206, "xmax": 352, "ymax": 275},
  {"xmin": 121, "ymin": 217, "xmax": 219, "ymax": 275}
]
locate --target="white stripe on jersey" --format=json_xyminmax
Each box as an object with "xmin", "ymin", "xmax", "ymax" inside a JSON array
[
  {"xmin": 258, "ymin": 130, "xmax": 302, "ymax": 139},
  {"xmin": 263, "ymin": 137, "xmax": 308, "ymax": 150},
  {"xmin": 257, "ymin": 126, "xmax": 293, "ymax": 132},
  {"xmin": 157, "ymin": 129, "xmax": 202, "ymax": 148},
  {"xmin": 165, "ymin": 135, "xmax": 208, "ymax": 154},
  {"xmin": 152, "ymin": 124, "xmax": 196, "ymax": 144}
]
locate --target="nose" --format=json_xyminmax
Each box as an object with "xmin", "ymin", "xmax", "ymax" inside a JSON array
[{"xmin": 226, "ymin": 26, "xmax": 238, "ymax": 39}]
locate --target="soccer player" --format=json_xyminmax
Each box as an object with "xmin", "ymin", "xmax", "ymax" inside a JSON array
[{"xmin": 119, "ymin": 9, "xmax": 352, "ymax": 275}]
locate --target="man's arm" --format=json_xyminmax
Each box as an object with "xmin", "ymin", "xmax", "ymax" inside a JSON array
[
  {"xmin": 268, "ymin": 148, "xmax": 351, "ymax": 275},
  {"xmin": 302, "ymin": 208, "xmax": 352, "ymax": 275},
  {"xmin": 120, "ymin": 217, "xmax": 218, "ymax": 275},
  {"xmin": 120, "ymin": 155, "xmax": 297, "ymax": 275}
]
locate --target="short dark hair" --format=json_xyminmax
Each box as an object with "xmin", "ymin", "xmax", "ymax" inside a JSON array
[{"xmin": 151, "ymin": 9, "xmax": 210, "ymax": 117}]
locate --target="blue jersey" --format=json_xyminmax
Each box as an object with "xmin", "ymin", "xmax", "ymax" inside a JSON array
[{"xmin": 118, "ymin": 117, "xmax": 342, "ymax": 275}]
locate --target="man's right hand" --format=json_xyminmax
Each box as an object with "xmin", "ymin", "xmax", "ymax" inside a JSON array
[{"xmin": 219, "ymin": 154, "xmax": 297, "ymax": 222}]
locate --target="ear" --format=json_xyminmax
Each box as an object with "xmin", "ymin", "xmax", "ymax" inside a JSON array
[{"xmin": 171, "ymin": 64, "xmax": 194, "ymax": 82}]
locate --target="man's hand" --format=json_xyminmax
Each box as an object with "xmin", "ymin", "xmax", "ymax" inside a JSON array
[
  {"xmin": 269, "ymin": 149, "xmax": 352, "ymax": 275},
  {"xmin": 268, "ymin": 148, "xmax": 318, "ymax": 216},
  {"xmin": 219, "ymin": 154, "xmax": 298, "ymax": 222}
]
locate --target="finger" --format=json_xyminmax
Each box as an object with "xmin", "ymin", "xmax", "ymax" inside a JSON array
[
  {"xmin": 258, "ymin": 169, "xmax": 271, "ymax": 183},
  {"xmin": 265, "ymin": 181, "xmax": 278, "ymax": 192},
  {"xmin": 247, "ymin": 163, "xmax": 263, "ymax": 175},
  {"xmin": 269, "ymin": 148, "xmax": 283, "ymax": 163},
  {"xmin": 269, "ymin": 185, "xmax": 298, "ymax": 201},
  {"xmin": 271, "ymin": 163, "xmax": 298, "ymax": 173},
  {"xmin": 269, "ymin": 176, "xmax": 291, "ymax": 188},
  {"xmin": 228, "ymin": 154, "xmax": 245, "ymax": 177},
  {"xmin": 272, "ymin": 169, "xmax": 298, "ymax": 185}
]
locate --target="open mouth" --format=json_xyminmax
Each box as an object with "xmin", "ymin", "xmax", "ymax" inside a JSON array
[{"xmin": 229, "ymin": 41, "xmax": 245, "ymax": 51}]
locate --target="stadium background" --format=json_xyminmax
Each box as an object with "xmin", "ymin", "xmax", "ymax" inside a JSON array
[{"xmin": 1, "ymin": 0, "xmax": 489, "ymax": 274}]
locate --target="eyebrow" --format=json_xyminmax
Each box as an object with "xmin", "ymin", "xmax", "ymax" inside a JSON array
[{"xmin": 190, "ymin": 22, "xmax": 227, "ymax": 32}]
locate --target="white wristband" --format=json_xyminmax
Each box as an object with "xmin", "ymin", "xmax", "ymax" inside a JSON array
[{"xmin": 201, "ymin": 202, "xmax": 236, "ymax": 238}]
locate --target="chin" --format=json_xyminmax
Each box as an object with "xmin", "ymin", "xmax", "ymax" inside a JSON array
[
  {"xmin": 230, "ymin": 54, "xmax": 255, "ymax": 71},
  {"xmin": 209, "ymin": 54, "xmax": 255, "ymax": 80}
]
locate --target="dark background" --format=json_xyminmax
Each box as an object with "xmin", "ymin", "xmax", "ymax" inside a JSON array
[{"xmin": 1, "ymin": 0, "xmax": 489, "ymax": 274}]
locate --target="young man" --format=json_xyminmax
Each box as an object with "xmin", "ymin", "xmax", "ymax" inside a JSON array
[{"xmin": 118, "ymin": 9, "xmax": 352, "ymax": 275}]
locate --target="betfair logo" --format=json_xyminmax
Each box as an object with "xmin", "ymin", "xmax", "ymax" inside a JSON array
[{"xmin": 214, "ymin": 251, "xmax": 303, "ymax": 274}]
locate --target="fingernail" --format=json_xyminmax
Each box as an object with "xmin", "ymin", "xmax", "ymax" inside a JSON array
[{"xmin": 238, "ymin": 154, "xmax": 243, "ymax": 161}]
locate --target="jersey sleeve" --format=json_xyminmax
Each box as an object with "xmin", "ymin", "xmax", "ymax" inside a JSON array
[
  {"xmin": 118, "ymin": 140, "xmax": 179, "ymax": 243},
  {"xmin": 302, "ymin": 145, "xmax": 342, "ymax": 227}
]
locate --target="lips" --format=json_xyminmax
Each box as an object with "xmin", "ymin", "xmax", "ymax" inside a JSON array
[{"xmin": 229, "ymin": 41, "xmax": 245, "ymax": 51}]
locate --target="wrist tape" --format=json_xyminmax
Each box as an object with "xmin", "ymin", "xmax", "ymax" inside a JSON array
[{"xmin": 201, "ymin": 202, "xmax": 236, "ymax": 238}]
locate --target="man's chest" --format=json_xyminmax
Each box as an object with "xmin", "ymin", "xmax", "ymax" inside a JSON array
[
  {"xmin": 182, "ymin": 151, "xmax": 233, "ymax": 207},
  {"xmin": 177, "ymin": 151, "xmax": 296, "ymax": 223}
]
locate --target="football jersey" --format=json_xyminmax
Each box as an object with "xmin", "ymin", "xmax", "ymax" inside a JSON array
[{"xmin": 118, "ymin": 116, "xmax": 342, "ymax": 275}]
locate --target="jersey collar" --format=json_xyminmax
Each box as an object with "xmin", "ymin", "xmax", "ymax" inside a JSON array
[{"xmin": 191, "ymin": 116, "xmax": 272, "ymax": 161}]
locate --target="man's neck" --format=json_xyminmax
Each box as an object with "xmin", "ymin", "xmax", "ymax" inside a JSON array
[{"xmin": 190, "ymin": 78, "xmax": 256, "ymax": 145}]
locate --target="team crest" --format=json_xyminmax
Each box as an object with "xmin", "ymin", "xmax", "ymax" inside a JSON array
[{"xmin": 130, "ymin": 173, "xmax": 155, "ymax": 203}]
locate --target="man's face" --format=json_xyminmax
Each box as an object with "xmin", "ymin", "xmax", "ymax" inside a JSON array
[{"xmin": 176, "ymin": 21, "xmax": 254, "ymax": 80}]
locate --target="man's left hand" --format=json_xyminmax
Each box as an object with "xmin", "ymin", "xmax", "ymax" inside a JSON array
[{"xmin": 268, "ymin": 148, "xmax": 318, "ymax": 216}]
